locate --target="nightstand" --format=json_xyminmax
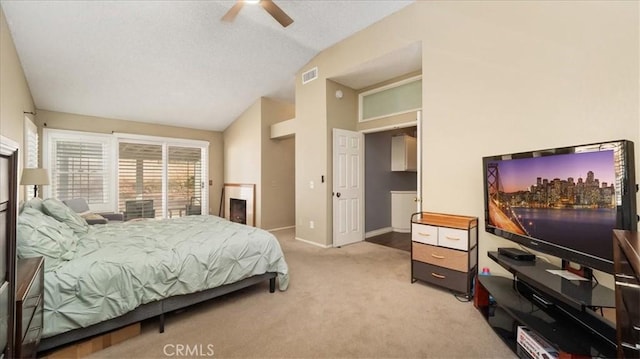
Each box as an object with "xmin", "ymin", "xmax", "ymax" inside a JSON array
[{"xmin": 15, "ymin": 257, "xmax": 44, "ymax": 359}]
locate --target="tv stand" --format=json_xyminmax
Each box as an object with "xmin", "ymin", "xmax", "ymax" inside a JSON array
[{"xmin": 475, "ymin": 251, "xmax": 617, "ymax": 357}]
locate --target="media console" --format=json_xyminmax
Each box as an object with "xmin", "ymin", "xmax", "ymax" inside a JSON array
[{"xmin": 475, "ymin": 251, "xmax": 617, "ymax": 358}]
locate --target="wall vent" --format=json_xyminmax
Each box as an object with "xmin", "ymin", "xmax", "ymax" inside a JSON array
[{"xmin": 302, "ymin": 67, "xmax": 318, "ymax": 84}]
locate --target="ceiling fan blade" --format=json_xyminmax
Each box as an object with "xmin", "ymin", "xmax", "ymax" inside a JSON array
[
  {"xmin": 222, "ymin": 1, "xmax": 244, "ymax": 22},
  {"xmin": 261, "ymin": 0, "xmax": 293, "ymax": 28}
]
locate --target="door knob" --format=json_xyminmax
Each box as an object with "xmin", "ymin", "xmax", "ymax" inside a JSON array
[{"xmin": 336, "ymin": 192, "xmax": 341, "ymax": 198}]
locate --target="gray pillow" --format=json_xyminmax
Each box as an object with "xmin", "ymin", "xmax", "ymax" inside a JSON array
[
  {"xmin": 17, "ymin": 207, "xmax": 77, "ymax": 271},
  {"xmin": 42, "ymin": 198, "xmax": 89, "ymax": 235}
]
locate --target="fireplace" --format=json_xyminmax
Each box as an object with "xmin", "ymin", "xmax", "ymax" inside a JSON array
[
  {"xmin": 229, "ymin": 198, "xmax": 247, "ymax": 224},
  {"xmin": 223, "ymin": 183, "xmax": 255, "ymax": 226}
]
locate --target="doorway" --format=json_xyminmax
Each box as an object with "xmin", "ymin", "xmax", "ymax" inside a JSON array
[{"xmin": 363, "ymin": 124, "xmax": 418, "ymax": 252}]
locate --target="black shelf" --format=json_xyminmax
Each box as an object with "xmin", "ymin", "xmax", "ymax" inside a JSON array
[
  {"xmin": 478, "ymin": 275, "xmax": 616, "ymax": 357},
  {"xmin": 488, "ymin": 251, "xmax": 615, "ymax": 310}
]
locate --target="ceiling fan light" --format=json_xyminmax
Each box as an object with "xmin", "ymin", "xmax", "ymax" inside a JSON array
[{"xmin": 244, "ymin": 0, "xmax": 260, "ymax": 4}]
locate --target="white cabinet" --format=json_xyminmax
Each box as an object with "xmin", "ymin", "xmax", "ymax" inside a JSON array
[
  {"xmin": 391, "ymin": 134, "xmax": 417, "ymax": 172},
  {"xmin": 391, "ymin": 191, "xmax": 416, "ymax": 232}
]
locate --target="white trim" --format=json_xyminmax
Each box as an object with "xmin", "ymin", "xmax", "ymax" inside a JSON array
[
  {"xmin": 268, "ymin": 225, "xmax": 295, "ymax": 233},
  {"xmin": 200, "ymin": 146, "xmax": 209, "ymax": 215},
  {"xmin": 295, "ymin": 237, "xmax": 331, "ymax": 248},
  {"xmin": 365, "ymin": 227, "xmax": 393, "ymax": 238},
  {"xmin": 358, "ymin": 75, "xmax": 422, "ymax": 122},
  {"xmin": 113, "ymin": 132, "xmax": 210, "ymax": 148},
  {"xmin": 360, "ymin": 108, "xmax": 422, "ymax": 123},
  {"xmin": 0, "ymin": 135, "xmax": 19, "ymax": 156},
  {"xmin": 359, "ymin": 121, "xmax": 417, "ymax": 134}
]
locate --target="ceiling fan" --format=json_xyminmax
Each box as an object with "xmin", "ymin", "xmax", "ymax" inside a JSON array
[{"xmin": 222, "ymin": 0, "xmax": 294, "ymax": 28}]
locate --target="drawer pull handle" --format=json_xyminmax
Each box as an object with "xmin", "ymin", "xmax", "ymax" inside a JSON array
[
  {"xmin": 431, "ymin": 273, "xmax": 445, "ymax": 279},
  {"xmin": 633, "ymin": 325, "xmax": 640, "ymax": 331},
  {"xmin": 445, "ymin": 236, "xmax": 460, "ymax": 240},
  {"xmin": 418, "ymin": 232, "xmax": 431, "ymax": 237},
  {"xmin": 431, "ymin": 254, "xmax": 445, "ymax": 259},
  {"xmin": 616, "ymin": 281, "xmax": 640, "ymax": 289}
]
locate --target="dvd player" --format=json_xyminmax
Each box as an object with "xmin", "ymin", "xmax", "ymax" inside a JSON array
[{"xmin": 498, "ymin": 247, "xmax": 536, "ymax": 261}]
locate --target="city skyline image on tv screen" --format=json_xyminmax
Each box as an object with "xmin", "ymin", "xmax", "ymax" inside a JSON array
[{"xmin": 486, "ymin": 149, "xmax": 617, "ymax": 261}]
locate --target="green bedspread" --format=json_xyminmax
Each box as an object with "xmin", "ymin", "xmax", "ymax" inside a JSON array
[{"xmin": 18, "ymin": 202, "xmax": 289, "ymax": 339}]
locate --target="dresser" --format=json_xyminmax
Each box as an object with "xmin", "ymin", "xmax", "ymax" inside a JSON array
[
  {"xmin": 411, "ymin": 212, "xmax": 478, "ymax": 296},
  {"xmin": 15, "ymin": 257, "xmax": 44, "ymax": 359},
  {"xmin": 1, "ymin": 136, "xmax": 19, "ymax": 359},
  {"xmin": 613, "ymin": 229, "xmax": 640, "ymax": 358}
]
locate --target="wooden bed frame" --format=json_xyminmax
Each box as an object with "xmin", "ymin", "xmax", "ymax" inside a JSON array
[{"xmin": 38, "ymin": 272, "xmax": 277, "ymax": 353}]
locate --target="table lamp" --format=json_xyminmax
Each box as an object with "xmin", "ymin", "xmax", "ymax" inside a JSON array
[{"xmin": 20, "ymin": 168, "xmax": 49, "ymax": 198}]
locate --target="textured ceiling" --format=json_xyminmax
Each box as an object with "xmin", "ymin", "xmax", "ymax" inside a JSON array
[{"xmin": 1, "ymin": 0, "xmax": 414, "ymax": 131}]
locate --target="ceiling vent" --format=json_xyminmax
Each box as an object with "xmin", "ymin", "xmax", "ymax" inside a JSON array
[{"xmin": 302, "ymin": 67, "xmax": 318, "ymax": 85}]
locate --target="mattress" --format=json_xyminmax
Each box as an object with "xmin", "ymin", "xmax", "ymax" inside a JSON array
[{"xmin": 41, "ymin": 215, "xmax": 289, "ymax": 338}]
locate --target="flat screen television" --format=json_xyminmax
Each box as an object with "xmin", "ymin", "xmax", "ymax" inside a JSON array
[{"xmin": 482, "ymin": 140, "xmax": 637, "ymax": 274}]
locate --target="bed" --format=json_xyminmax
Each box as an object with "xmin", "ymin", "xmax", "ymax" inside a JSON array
[{"xmin": 16, "ymin": 198, "xmax": 289, "ymax": 352}]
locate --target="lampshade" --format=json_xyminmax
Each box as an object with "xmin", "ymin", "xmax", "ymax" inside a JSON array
[{"xmin": 20, "ymin": 168, "xmax": 50, "ymax": 185}]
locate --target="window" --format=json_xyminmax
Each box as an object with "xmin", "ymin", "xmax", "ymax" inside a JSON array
[
  {"xmin": 168, "ymin": 146, "xmax": 203, "ymax": 217},
  {"xmin": 43, "ymin": 129, "xmax": 208, "ymax": 217},
  {"xmin": 359, "ymin": 75, "xmax": 422, "ymax": 122},
  {"xmin": 115, "ymin": 133, "xmax": 208, "ymax": 218},
  {"xmin": 43, "ymin": 129, "xmax": 115, "ymax": 212},
  {"xmin": 118, "ymin": 142, "xmax": 163, "ymax": 218},
  {"xmin": 23, "ymin": 116, "xmax": 39, "ymax": 198}
]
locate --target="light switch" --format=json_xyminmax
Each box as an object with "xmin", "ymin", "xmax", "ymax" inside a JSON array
[{"xmin": 309, "ymin": 181, "xmax": 314, "ymax": 189}]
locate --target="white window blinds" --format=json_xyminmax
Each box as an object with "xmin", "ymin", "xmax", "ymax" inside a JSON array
[
  {"xmin": 23, "ymin": 117, "xmax": 38, "ymax": 198},
  {"xmin": 168, "ymin": 146, "xmax": 203, "ymax": 216},
  {"xmin": 118, "ymin": 142, "xmax": 163, "ymax": 218},
  {"xmin": 44, "ymin": 130, "xmax": 114, "ymax": 211}
]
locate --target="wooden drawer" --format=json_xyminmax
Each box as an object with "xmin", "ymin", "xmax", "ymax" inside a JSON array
[
  {"xmin": 21, "ymin": 300, "xmax": 42, "ymax": 359},
  {"xmin": 15, "ymin": 257, "xmax": 43, "ymax": 359},
  {"xmin": 438, "ymin": 227, "xmax": 469, "ymax": 251},
  {"xmin": 411, "ymin": 223, "xmax": 437, "ymax": 245},
  {"xmin": 412, "ymin": 260, "xmax": 473, "ymax": 294},
  {"xmin": 413, "ymin": 242, "xmax": 472, "ymax": 272}
]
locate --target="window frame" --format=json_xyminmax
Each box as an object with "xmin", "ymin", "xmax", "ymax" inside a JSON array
[
  {"xmin": 358, "ymin": 75, "xmax": 422, "ymax": 123},
  {"xmin": 43, "ymin": 128, "xmax": 117, "ymax": 212},
  {"xmin": 23, "ymin": 116, "xmax": 39, "ymax": 199},
  {"xmin": 114, "ymin": 133, "xmax": 209, "ymax": 218},
  {"xmin": 43, "ymin": 129, "xmax": 210, "ymax": 217}
]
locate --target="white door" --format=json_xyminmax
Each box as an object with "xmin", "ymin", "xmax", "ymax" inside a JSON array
[
  {"xmin": 333, "ymin": 128, "xmax": 364, "ymax": 247},
  {"xmin": 416, "ymin": 110, "xmax": 422, "ymax": 212}
]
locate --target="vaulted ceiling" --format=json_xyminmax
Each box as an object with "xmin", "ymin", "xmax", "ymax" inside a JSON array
[{"xmin": 1, "ymin": 1, "xmax": 414, "ymax": 131}]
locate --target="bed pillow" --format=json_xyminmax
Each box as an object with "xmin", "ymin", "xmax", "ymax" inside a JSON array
[
  {"xmin": 21, "ymin": 197, "xmax": 44, "ymax": 214},
  {"xmin": 17, "ymin": 207, "xmax": 77, "ymax": 271},
  {"xmin": 42, "ymin": 198, "xmax": 89, "ymax": 235},
  {"xmin": 82, "ymin": 212, "xmax": 108, "ymax": 225}
]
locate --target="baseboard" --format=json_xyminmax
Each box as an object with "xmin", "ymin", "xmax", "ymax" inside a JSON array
[
  {"xmin": 365, "ymin": 227, "xmax": 393, "ymax": 238},
  {"xmin": 268, "ymin": 225, "xmax": 295, "ymax": 232},
  {"xmin": 295, "ymin": 237, "xmax": 331, "ymax": 248}
]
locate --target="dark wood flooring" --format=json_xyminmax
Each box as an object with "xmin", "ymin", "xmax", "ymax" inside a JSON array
[{"xmin": 365, "ymin": 231, "xmax": 411, "ymax": 252}]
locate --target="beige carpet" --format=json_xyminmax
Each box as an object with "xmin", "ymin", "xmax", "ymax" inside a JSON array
[{"xmin": 89, "ymin": 228, "xmax": 515, "ymax": 358}]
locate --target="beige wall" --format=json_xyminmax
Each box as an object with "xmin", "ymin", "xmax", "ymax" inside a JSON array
[
  {"xmin": 295, "ymin": 1, "xmax": 640, "ymax": 283},
  {"xmin": 223, "ymin": 100, "xmax": 262, "ymax": 226},
  {"xmin": 224, "ymin": 97, "xmax": 295, "ymax": 230},
  {"xmin": 260, "ymin": 98, "xmax": 295, "ymax": 230},
  {"xmin": 0, "ymin": 6, "xmax": 36, "ymax": 201},
  {"xmin": 35, "ymin": 110, "xmax": 224, "ymax": 214}
]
